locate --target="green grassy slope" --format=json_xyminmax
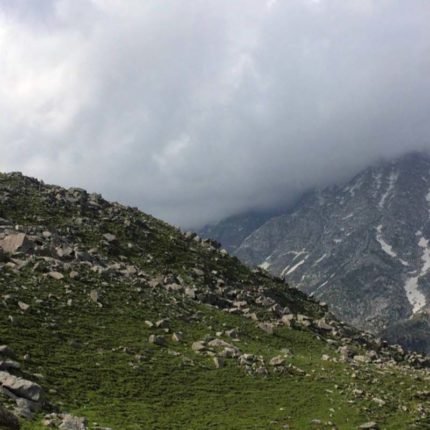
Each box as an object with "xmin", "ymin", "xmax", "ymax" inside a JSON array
[{"xmin": 1, "ymin": 172, "xmax": 430, "ymax": 429}]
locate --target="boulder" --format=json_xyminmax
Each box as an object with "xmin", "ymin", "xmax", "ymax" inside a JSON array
[
  {"xmin": 281, "ymin": 314, "xmax": 294, "ymax": 327},
  {"xmin": 213, "ymin": 357, "xmax": 224, "ymax": 369},
  {"xmin": 353, "ymin": 355, "xmax": 371, "ymax": 364},
  {"xmin": 0, "ymin": 233, "xmax": 32, "ymax": 254},
  {"xmin": 219, "ymin": 347, "xmax": 241, "ymax": 358},
  {"xmin": 257, "ymin": 322, "xmax": 274, "ymax": 335},
  {"xmin": 48, "ymin": 271, "xmax": 64, "ymax": 280},
  {"xmin": 269, "ymin": 355, "xmax": 286, "ymax": 366},
  {"xmin": 358, "ymin": 422, "xmax": 379, "ymax": 429},
  {"xmin": 171, "ymin": 333, "xmax": 183, "ymax": 342},
  {"xmin": 296, "ymin": 314, "xmax": 311, "ymax": 327},
  {"xmin": 155, "ymin": 319, "xmax": 169, "ymax": 329},
  {"xmin": 18, "ymin": 302, "xmax": 30, "ymax": 312},
  {"xmin": 225, "ymin": 329, "xmax": 239, "ymax": 339},
  {"xmin": 207, "ymin": 339, "xmax": 234, "ymax": 349},
  {"xmin": 149, "ymin": 335, "xmax": 166, "ymax": 347},
  {"xmin": 315, "ymin": 318, "xmax": 333, "ymax": 332},
  {"xmin": 102, "ymin": 233, "xmax": 116, "ymax": 243},
  {"xmin": 191, "ymin": 341, "xmax": 207, "ymax": 352},
  {"xmin": 89, "ymin": 290, "xmax": 100, "ymax": 303},
  {"xmin": 338, "ymin": 346, "xmax": 353, "ymax": 362},
  {"xmin": 59, "ymin": 414, "xmax": 88, "ymax": 430},
  {"xmin": 0, "ymin": 372, "xmax": 43, "ymax": 402}
]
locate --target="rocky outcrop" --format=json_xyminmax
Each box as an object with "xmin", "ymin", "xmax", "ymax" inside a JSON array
[{"xmin": 0, "ymin": 345, "xmax": 45, "ymax": 422}]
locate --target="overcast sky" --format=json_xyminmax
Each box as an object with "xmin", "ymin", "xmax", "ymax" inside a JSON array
[{"xmin": 1, "ymin": 0, "xmax": 430, "ymax": 228}]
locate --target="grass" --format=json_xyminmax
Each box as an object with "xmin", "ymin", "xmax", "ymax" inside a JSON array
[{"xmin": 1, "ymin": 172, "xmax": 430, "ymax": 429}]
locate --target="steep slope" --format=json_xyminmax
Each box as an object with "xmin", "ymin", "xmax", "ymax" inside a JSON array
[
  {"xmin": 1, "ymin": 171, "xmax": 430, "ymax": 429},
  {"xmin": 204, "ymin": 152, "xmax": 430, "ymax": 352},
  {"xmin": 199, "ymin": 210, "xmax": 278, "ymax": 253}
]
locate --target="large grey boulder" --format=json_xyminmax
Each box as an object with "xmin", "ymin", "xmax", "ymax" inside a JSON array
[
  {"xmin": 0, "ymin": 372, "xmax": 43, "ymax": 402},
  {"xmin": 0, "ymin": 233, "xmax": 32, "ymax": 254}
]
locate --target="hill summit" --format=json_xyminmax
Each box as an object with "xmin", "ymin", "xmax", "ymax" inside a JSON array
[{"xmin": 1, "ymin": 171, "xmax": 430, "ymax": 429}]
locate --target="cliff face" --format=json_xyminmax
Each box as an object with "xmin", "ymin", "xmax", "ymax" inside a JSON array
[{"xmin": 204, "ymin": 153, "xmax": 430, "ymax": 352}]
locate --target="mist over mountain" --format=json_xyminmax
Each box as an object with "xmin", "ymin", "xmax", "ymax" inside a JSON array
[{"xmin": 1, "ymin": 1, "xmax": 430, "ymax": 227}]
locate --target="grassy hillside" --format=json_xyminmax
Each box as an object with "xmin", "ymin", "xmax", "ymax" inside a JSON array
[{"xmin": 1, "ymin": 172, "xmax": 430, "ymax": 429}]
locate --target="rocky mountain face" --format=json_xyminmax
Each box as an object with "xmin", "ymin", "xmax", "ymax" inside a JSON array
[
  {"xmin": 3, "ymin": 171, "xmax": 430, "ymax": 429},
  {"xmin": 201, "ymin": 152, "xmax": 430, "ymax": 353}
]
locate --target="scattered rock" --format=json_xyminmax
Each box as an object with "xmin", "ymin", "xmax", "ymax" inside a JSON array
[
  {"xmin": 48, "ymin": 271, "xmax": 64, "ymax": 280},
  {"xmin": 172, "ymin": 332, "xmax": 183, "ymax": 342},
  {"xmin": 257, "ymin": 322, "xmax": 274, "ymax": 334},
  {"xmin": 269, "ymin": 355, "xmax": 286, "ymax": 366},
  {"xmin": 358, "ymin": 422, "xmax": 378, "ymax": 429},
  {"xmin": 0, "ymin": 233, "xmax": 32, "ymax": 254},
  {"xmin": 89, "ymin": 289, "xmax": 100, "ymax": 303},
  {"xmin": 0, "ymin": 372, "xmax": 44, "ymax": 402},
  {"xmin": 213, "ymin": 357, "xmax": 224, "ymax": 369},
  {"xmin": 372, "ymin": 397, "xmax": 385, "ymax": 407},
  {"xmin": 17, "ymin": 302, "xmax": 30, "ymax": 312},
  {"xmin": 149, "ymin": 335, "xmax": 166, "ymax": 347},
  {"xmin": 59, "ymin": 414, "xmax": 88, "ymax": 430},
  {"xmin": 102, "ymin": 233, "xmax": 116, "ymax": 243},
  {"xmin": 191, "ymin": 341, "xmax": 207, "ymax": 353}
]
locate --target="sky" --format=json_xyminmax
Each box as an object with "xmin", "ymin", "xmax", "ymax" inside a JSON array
[{"xmin": 1, "ymin": 0, "xmax": 430, "ymax": 228}]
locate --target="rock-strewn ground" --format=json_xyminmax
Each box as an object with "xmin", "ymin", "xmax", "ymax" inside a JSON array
[{"xmin": 1, "ymin": 171, "xmax": 430, "ymax": 429}]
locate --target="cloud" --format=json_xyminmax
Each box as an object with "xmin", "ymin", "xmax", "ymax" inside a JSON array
[{"xmin": 1, "ymin": 0, "xmax": 430, "ymax": 227}]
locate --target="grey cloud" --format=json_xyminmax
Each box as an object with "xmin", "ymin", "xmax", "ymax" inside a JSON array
[{"xmin": 1, "ymin": 0, "xmax": 430, "ymax": 227}]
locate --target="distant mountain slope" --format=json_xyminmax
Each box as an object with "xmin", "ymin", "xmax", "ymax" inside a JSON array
[
  {"xmin": 203, "ymin": 152, "xmax": 430, "ymax": 352},
  {"xmin": 2, "ymin": 171, "xmax": 430, "ymax": 429},
  {"xmin": 199, "ymin": 210, "xmax": 280, "ymax": 253}
]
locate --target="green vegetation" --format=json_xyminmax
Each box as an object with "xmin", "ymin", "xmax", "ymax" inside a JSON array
[{"xmin": 1, "ymin": 172, "xmax": 430, "ymax": 429}]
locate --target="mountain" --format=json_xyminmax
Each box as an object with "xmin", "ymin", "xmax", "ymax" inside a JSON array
[
  {"xmin": 2, "ymin": 171, "xmax": 430, "ymax": 429},
  {"xmin": 199, "ymin": 210, "xmax": 278, "ymax": 254},
  {"xmin": 200, "ymin": 152, "xmax": 430, "ymax": 354}
]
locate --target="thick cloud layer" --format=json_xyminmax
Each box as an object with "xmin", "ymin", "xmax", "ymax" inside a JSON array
[{"xmin": 1, "ymin": 0, "xmax": 430, "ymax": 227}]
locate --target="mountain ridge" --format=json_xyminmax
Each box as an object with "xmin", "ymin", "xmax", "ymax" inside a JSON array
[{"xmin": 200, "ymin": 152, "xmax": 430, "ymax": 353}]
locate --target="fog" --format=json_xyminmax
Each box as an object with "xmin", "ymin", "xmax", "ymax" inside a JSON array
[{"xmin": 1, "ymin": 0, "xmax": 429, "ymax": 227}]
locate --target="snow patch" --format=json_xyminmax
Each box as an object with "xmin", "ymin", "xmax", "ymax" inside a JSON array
[
  {"xmin": 346, "ymin": 177, "xmax": 364, "ymax": 197},
  {"xmin": 418, "ymin": 237, "xmax": 430, "ymax": 273},
  {"xmin": 378, "ymin": 170, "xmax": 398, "ymax": 209},
  {"xmin": 375, "ymin": 225, "xmax": 409, "ymax": 266},
  {"xmin": 342, "ymin": 213, "xmax": 354, "ymax": 220},
  {"xmin": 281, "ymin": 255, "xmax": 308, "ymax": 277},
  {"xmin": 314, "ymin": 253, "xmax": 327, "ymax": 265},
  {"xmin": 259, "ymin": 261, "xmax": 271, "ymax": 270},
  {"xmin": 404, "ymin": 233, "xmax": 429, "ymax": 313},
  {"xmin": 375, "ymin": 225, "xmax": 397, "ymax": 258},
  {"xmin": 291, "ymin": 249, "xmax": 307, "ymax": 261},
  {"xmin": 425, "ymin": 187, "xmax": 430, "ymax": 218},
  {"xmin": 311, "ymin": 280, "xmax": 329, "ymax": 295}
]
